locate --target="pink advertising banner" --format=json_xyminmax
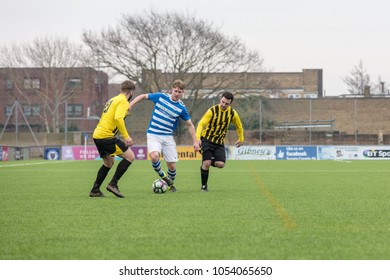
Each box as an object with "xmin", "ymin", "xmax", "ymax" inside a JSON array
[
  {"xmin": 61, "ymin": 146, "xmax": 148, "ymax": 160},
  {"xmin": 0, "ymin": 146, "xmax": 8, "ymax": 161},
  {"xmin": 62, "ymin": 146, "xmax": 99, "ymax": 160}
]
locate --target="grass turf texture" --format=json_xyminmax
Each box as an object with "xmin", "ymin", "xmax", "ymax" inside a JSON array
[{"xmin": 1, "ymin": 159, "xmax": 390, "ymax": 260}]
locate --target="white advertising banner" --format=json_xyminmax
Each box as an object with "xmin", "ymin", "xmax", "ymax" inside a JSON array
[
  {"xmin": 317, "ymin": 146, "xmax": 360, "ymax": 160},
  {"xmin": 318, "ymin": 146, "xmax": 390, "ymax": 160},
  {"xmin": 230, "ymin": 145, "xmax": 276, "ymax": 160}
]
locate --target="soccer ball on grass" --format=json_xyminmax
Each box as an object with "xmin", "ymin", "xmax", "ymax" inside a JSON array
[{"xmin": 152, "ymin": 179, "xmax": 168, "ymax": 194}]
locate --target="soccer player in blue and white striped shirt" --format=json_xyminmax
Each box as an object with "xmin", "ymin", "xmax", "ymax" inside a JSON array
[{"xmin": 130, "ymin": 80, "xmax": 200, "ymax": 192}]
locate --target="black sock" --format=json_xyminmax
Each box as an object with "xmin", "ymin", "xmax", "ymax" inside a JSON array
[
  {"xmin": 109, "ymin": 159, "xmax": 132, "ymax": 186},
  {"xmin": 200, "ymin": 167, "xmax": 209, "ymax": 186},
  {"xmin": 93, "ymin": 165, "xmax": 111, "ymax": 190}
]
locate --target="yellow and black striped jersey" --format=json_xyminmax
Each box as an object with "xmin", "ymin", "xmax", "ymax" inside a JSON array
[
  {"xmin": 93, "ymin": 93, "xmax": 130, "ymax": 139},
  {"xmin": 196, "ymin": 104, "xmax": 244, "ymax": 145}
]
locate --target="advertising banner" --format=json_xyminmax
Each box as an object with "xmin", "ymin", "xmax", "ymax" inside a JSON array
[
  {"xmin": 176, "ymin": 146, "xmax": 202, "ymax": 160},
  {"xmin": 360, "ymin": 146, "xmax": 390, "ymax": 160},
  {"xmin": 230, "ymin": 145, "xmax": 276, "ymax": 160},
  {"xmin": 147, "ymin": 146, "xmax": 201, "ymax": 160},
  {"xmin": 318, "ymin": 146, "xmax": 360, "ymax": 160},
  {"xmin": 62, "ymin": 146, "xmax": 99, "ymax": 160},
  {"xmin": 132, "ymin": 146, "xmax": 148, "ymax": 160},
  {"xmin": 317, "ymin": 146, "xmax": 390, "ymax": 160},
  {"xmin": 276, "ymin": 146, "xmax": 317, "ymax": 160},
  {"xmin": 1, "ymin": 146, "xmax": 8, "ymax": 161},
  {"xmin": 45, "ymin": 147, "xmax": 60, "ymax": 160},
  {"xmin": 62, "ymin": 145, "xmax": 148, "ymax": 160}
]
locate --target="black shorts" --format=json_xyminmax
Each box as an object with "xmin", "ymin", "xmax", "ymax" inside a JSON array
[
  {"xmin": 200, "ymin": 137, "xmax": 226, "ymax": 163},
  {"xmin": 93, "ymin": 137, "xmax": 128, "ymax": 158}
]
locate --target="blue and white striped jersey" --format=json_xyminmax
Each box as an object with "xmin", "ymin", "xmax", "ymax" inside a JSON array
[{"xmin": 146, "ymin": 92, "xmax": 191, "ymax": 135}]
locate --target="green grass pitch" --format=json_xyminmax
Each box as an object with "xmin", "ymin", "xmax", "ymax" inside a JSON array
[{"xmin": 1, "ymin": 159, "xmax": 390, "ymax": 260}]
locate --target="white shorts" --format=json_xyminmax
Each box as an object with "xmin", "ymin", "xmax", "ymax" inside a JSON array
[{"xmin": 147, "ymin": 133, "xmax": 178, "ymax": 162}]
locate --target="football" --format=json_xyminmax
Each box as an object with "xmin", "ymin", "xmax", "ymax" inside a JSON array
[{"xmin": 152, "ymin": 179, "xmax": 168, "ymax": 194}]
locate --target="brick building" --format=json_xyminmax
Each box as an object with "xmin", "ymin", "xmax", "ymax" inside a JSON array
[
  {"xmin": 0, "ymin": 67, "xmax": 109, "ymax": 133},
  {"xmin": 1, "ymin": 67, "xmax": 325, "ymax": 146},
  {"xmin": 141, "ymin": 68, "xmax": 323, "ymax": 99}
]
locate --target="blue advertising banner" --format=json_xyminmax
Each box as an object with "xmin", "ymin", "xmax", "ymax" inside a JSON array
[
  {"xmin": 276, "ymin": 146, "xmax": 317, "ymax": 160},
  {"xmin": 45, "ymin": 147, "xmax": 60, "ymax": 160}
]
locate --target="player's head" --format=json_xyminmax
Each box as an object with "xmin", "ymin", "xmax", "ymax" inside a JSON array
[
  {"xmin": 172, "ymin": 79, "xmax": 185, "ymax": 90},
  {"xmin": 121, "ymin": 80, "xmax": 136, "ymax": 101},
  {"xmin": 221, "ymin": 91, "xmax": 234, "ymax": 103},
  {"xmin": 220, "ymin": 91, "xmax": 234, "ymax": 110},
  {"xmin": 170, "ymin": 79, "xmax": 185, "ymax": 101}
]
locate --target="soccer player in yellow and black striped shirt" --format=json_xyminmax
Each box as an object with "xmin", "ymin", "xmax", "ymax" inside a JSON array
[
  {"xmin": 89, "ymin": 80, "xmax": 136, "ymax": 198},
  {"xmin": 196, "ymin": 91, "xmax": 244, "ymax": 192}
]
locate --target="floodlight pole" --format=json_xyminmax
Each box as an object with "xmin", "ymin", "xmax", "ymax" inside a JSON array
[
  {"xmin": 0, "ymin": 102, "xmax": 16, "ymax": 141},
  {"xmin": 64, "ymin": 100, "xmax": 68, "ymax": 145},
  {"xmin": 259, "ymin": 98, "xmax": 262, "ymax": 144},
  {"xmin": 15, "ymin": 102, "xmax": 19, "ymax": 145},
  {"xmin": 309, "ymin": 99, "xmax": 312, "ymax": 145},
  {"xmin": 354, "ymin": 98, "xmax": 357, "ymax": 144}
]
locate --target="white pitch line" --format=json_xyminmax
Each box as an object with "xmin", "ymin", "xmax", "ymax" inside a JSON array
[
  {"xmin": 0, "ymin": 161, "xmax": 68, "ymax": 168},
  {"xmin": 334, "ymin": 159, "xmax": 352, "ymax": 163}
]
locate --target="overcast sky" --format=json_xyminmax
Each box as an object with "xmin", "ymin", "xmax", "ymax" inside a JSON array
[{"xmin": 1, "ymin": 0, "xmax": 389, "ymax": 96}]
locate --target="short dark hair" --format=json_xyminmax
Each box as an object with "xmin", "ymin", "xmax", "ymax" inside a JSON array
[
  {"xmin": 121, "ymin": 80, "xmax": 136, "ymax": 91},
  {"xmin": 221, "ymin": 91, "xmax": 234, "ymax": 103}
]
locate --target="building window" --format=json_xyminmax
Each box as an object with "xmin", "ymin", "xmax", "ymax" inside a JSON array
[
  {"xmin": 23, "ymin": 105, "xmax": 40, "ymax": 116},
  {"xmin": 5, "ymin": 105, "xmax": 13, "ymax": 116},
  {"xmin": 32, "ymin": 105, "xmax": 40, "ymax": 116},
  {"xmin": 24, "ymin": 78, "xmax": 40, "ymax": 89},
  {"xmin": 288, "ymin": 94, "xmax": 301, "ymax": 99},
  {"xmin": 5, "ymin": 78, "xmax": 13, "ymax": 90},
  {"xmin": 67, "ymin": 104, "xmax": 83, "ymax": 117},
  {"xmin": 23, "ymin": 105, "xmax": 32, "ymax": 116},
  {"xmin": 66, "ymin": 78, "xmax": 82, "ymax": 90}
]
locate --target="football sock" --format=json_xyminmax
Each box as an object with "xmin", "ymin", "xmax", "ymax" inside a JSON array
[
  {"xmin": 152, "ymin": 159, "xmax": 165, "ymax": 177},
  {"xmin": 109, "ymin": 159, "xmax": 132, "ymax": 186},
  {"xmin": 91, "ymin": 183, "xmax": 100, "ymax": 192},
  {"xmin": 200, "ymin": 167, "xmax": 209, "ymax": 186},
  {"xmin": 168, "ymin": 168, "xmax": 176, "ymax": 182},
  {"xmin": 94, "ymin": 164, "xmax": 111, "ymax": 187}
]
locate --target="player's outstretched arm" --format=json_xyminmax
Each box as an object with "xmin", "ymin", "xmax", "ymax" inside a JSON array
[{"xmin": 129, "ymin": 94, "xmax": 148, "ymax": 108}]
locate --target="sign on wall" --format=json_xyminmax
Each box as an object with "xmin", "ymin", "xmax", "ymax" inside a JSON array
[
  {"xmin": 276, "ymin": 146, "xmax": 317, "ymax": 160},
  {"xmin": 61, "ymin": 145, "xmax": 148, "ymax": 160},
  {"xmin": 62, "ymin": 146, "xmax": 99, "ymax": 160},
  {"xmin": 0, "ymin": 146, "xmax": 8, "ymax": 161},
  {"xmin": 132, "ymin": 146, "xmax": 148, "ymax": 160},
  {"xmin": 318, "ymin": 146, "xmax": 359, "ymax": 160},
  {"xmin": 230, "ymin": 146, "xmax": 276, "ymax": 160},
  {"xmin": 45, "ymin": 147, "xmax": 60, "ymax": 160},
  {"xmin": 318, "ymin": 146, "xmax": 390, "ymax": 160}
]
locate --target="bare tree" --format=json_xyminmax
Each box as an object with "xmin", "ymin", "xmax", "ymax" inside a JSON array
[
  {"xmin": 342, "ymin": 60, "xmax": 370, "ymax": 95},
  {"xmin": 0, "ymin": 36, "xmax": 92, "ymax": 132},
  {"xmin": 82, "ymin": 10, "xmax": 264, "ymax": 107}
]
